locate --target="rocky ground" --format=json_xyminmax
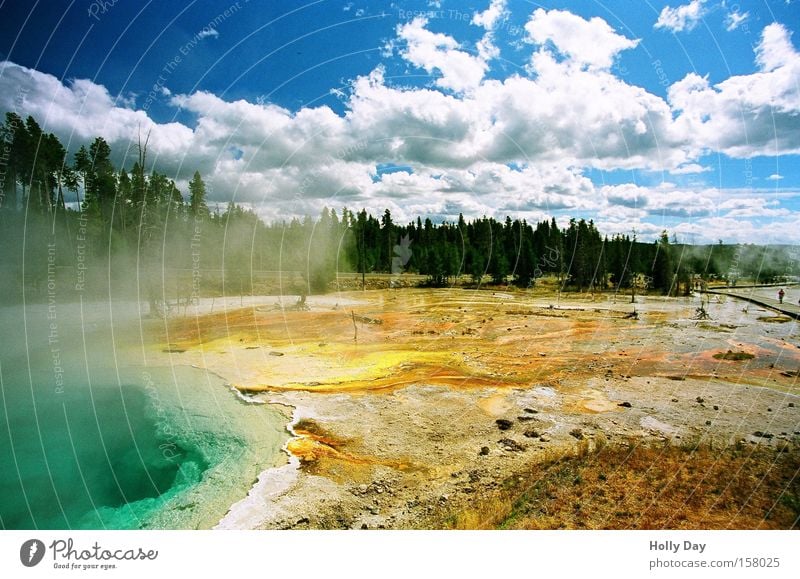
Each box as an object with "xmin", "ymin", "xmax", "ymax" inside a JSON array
[{"xmin": 153, "ymin": 287, "xmax": 800, "ymax": 529}]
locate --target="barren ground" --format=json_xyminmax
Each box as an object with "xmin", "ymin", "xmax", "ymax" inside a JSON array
[{"xmin": 152, "ymin": 286, "xmax": 800, "ymax": 529}]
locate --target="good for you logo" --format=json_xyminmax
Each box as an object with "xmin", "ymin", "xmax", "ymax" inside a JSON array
[
  {"xmin": 19, "ymin": 538, "xmax": 158, "ymax": 570},
  {"xmin": 19, "ymin": 539, "xmax": 45, "ymax": 567}
]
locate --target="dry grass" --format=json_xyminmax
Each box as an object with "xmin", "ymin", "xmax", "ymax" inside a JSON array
[{"xmin": 443, "ymin": 441, "xmax": 800, "ymax": 530}]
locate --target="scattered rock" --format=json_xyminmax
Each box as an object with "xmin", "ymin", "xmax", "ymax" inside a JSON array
[
  {"xmin": 789, "ymin": 402, "xmax": 795, "ymax": 408},
  {"xmin": 523, "ymin": 408, "xmax": 538, "ymax": 414},
  {"xmin": 705, "ymin": 420, "xmax": 712, "ymax": 426},
  {"xmin": 696, "ymin": 397, "xmax": 705, "ymax": 404},
  {"xmin": 753, "ymin": 431, "xmax": 774, "ymax": 439},
  {"xmin": 498, "ymin": 438, "xmax": 526, "ymax": 452},
  {"xmin": 517, "ymin": 415, "xmax": 536, "ymax": 422},
  {"xmin": 713, "ymin": 405, "xmax": 719, "ymax": 411},
  {"xmin": 569, "ymin": 428, "xmax": 584, "ymax": 440},
  {"xmin": 269, "ymin": 351, "xmax": 285, "ymax": 357},
  {"xmin": 617, "ymin": 401, "xmax": 632, "ymax": 408},
  {"xmin": 479, "ymin": 446, "xmax": 490, "ymax": 456},
  {"xmin": 496, "ymin": 419, "xmax": 514, "ymax": 431},
  {"xmin": 523, "ymin": 429, "xmax": 540, "ymax": 438}
]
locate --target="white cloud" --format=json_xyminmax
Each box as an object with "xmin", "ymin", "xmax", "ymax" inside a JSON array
[
  {"xmin": 1, "ymin": 9, "xmax": 798, "ymax": 242},
  {"xmin": 767, "ymin": 173, "xmax": 784, "ymax": 180},
  {"xmin": 755, "ymin": 22, "xmax": 796, "ymax": 71},
  {"xmin": 668, "ymin": 23, "xmax": 800, "ymax": 158},
  {"xmin": 670, "ymin": 163, "xmax": 712, "ymax": 174},
  {"xmin": 655, "ymin": 0, "xmax": 707, "ymax": 33},
  {"xmin": 525, "ymin": 8, "xmax": 639, "ymax": 70},
  {"xmin": 725, "ymin": 9, "xmax": 749, "ymax": 32},
  {"xmin": 473, "ymin": 0, "xmax": 508, "ymax": 61},
  {"xmin": 472, "ymin": 0, "xmax": 507, "ymax": 30},
  {"xmin": 0, "ymin": 60, "xmax": 193, "ymax": 164},
  {"xmin": 397, "ymin": 17, "xmax": 488, "ymax": 93},
  {"xmin": 197, "ymin": 28, "xmax": 219, "ymax": 39}
]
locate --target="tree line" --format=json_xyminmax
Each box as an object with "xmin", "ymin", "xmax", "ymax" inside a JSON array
[{"xmin": 1, "ymin": 112, "xmax": 796, "ymax": 306}]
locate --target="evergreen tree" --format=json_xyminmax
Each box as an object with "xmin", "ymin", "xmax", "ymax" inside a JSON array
[{"xmin": 188, "ymin": 170, "xmax": 209, "ymax": 217}]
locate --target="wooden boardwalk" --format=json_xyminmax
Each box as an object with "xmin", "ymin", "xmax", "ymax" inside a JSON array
[{"xmin": 706, "ymin": 286, "xmax": 800, "ymax": 320}]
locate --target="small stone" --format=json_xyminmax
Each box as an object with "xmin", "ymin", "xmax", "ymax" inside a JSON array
[
  {"xmin": 705, "ymin": 420, "xmax": 712, "ymax": 426},
  {"xmin": 498, "ymin": 438, "xmax": 526, "ymax": 452},
  {"xmin": 523, "ymin": 408, "xmax": 538, "ymax": 414},
  {"xmin": 496, "ymin": 419, "xmax": 514, "ymax": 431},
  {"xmin": 523, "ymin": 429, "xmax": 540, "ymax": 438},
  {"xmin": 788, "ymin": 402, "xmax": 795, "ymax": 408},
  {"xmin": 617, "ymin": 401, "xmax": 632, "ymax": 408},
  {"xmin": 696, "ymin": 397, "xmax": 705, "ymax": 403},
  {"xmin": 713, "ymin": 405, "xmax": 719, "ymax": 410},
  {"xmin": 269, "ymin": 351, "xmax": 285, "ymax": 357},
  {"xmin": 569, "ymin": 428, "xmax": 584, "ymax": 440},
  {"xmin": 479, "ymin": 446, "xmax": 490, "ymax": 456}
]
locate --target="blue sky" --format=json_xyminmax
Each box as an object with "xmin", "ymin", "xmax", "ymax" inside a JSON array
[{"xmin": 1, "ymin": 0, "xmax": 799, "ymax": 242}]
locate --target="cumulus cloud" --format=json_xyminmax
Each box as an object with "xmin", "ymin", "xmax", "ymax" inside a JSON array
[
  {"xmin": 472, "ymin": 0, "xmax": 507, "ymax": 61},
  {"xmin": 397, "ymin": 17, "xmax": 488, "ymax": 93},
  {"xmin": 1, "ymin": 9, "xmax": 798, "ymax": 241},
  {"xmin": 472, "ymin": 0, "xmax": 507, "ymax": 30},
  {"xmin": 755, "ymin": 22, "xmax": 796, "ymax": 71},
  {"xmin": 525, "ymin": 8, "xmax": 639, "ymax": 70},
  {"xmin": 655, "ymin": 0, "xmax": 707, "ymax": 33},
  {"xmin": 668, "ymin": 23, "xmax": 800, "ymax": 158},
  {"xmin": 0, "ymin": 60, "xmax": 193, "ymax": 164}
]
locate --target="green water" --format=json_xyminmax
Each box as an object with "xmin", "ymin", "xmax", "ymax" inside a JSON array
[
  {"xmin": 0, "ymin": 368, "xmax": 208, "ymax": 529},
  {"xmin": 0, "ymin": 303, "xmax": 290, "ymax": 530}
]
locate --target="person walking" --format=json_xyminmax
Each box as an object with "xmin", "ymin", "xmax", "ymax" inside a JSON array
[{"xmin": 778, "ymin": 288, "xmax": 785, "ymax": 304}]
